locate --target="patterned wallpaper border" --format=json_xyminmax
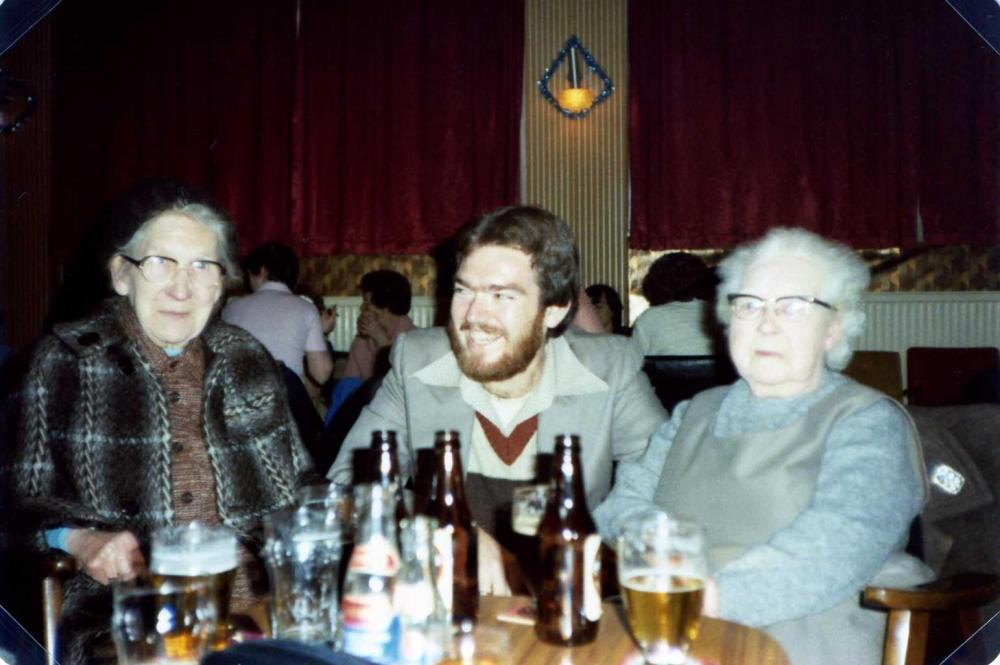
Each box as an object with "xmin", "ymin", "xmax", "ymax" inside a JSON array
[{"xmin": 297, "ymin": 246, "xmax": 1000, "ymax": 299}]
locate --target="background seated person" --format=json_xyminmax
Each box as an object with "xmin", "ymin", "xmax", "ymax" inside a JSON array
[
  {"xmin": 585, "ymin": 283, "xmax": 628, "ymax": 335},
  {"xmin": 222, "ymin": 241, "xmax": 335, "ymax": 387},
  {"xmin": 2, "ymin": 181, "xmax": 312, "ymax": 665},
  {"xmin": 343, "ymin": 270, "xmax": 415, "ymax": 382},
  {"xmin": 631, "ymin": 251, "xmax": 719, "ymax": 355},
  {"xmin": 594, "ymin": 227, "xmax": 930, "ymax": 665},
  {"xmin": 325, "ymin": 270, "xmax": 416, "ymax": 427},
  {"xmin": 327, "ymin": 206, "xmax": 666, "ymax": 595}
]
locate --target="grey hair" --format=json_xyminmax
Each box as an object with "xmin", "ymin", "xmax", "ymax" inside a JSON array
[
  {"xmin": 117, "ymin": 202, "xmax": 241, "ymax": 289},
  {"xmin": 715, "ymin": 227, "xmax": 870, "ymax": 370}
]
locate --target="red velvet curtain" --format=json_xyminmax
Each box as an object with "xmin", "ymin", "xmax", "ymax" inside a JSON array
[
  {"xmin": 51, "ymin": 0, "xmax": 522, "ymax": 257},
  {"xmin": 628, "ymin": 0, "xmax": 1000, "ymax": 249},
  {"xmin": 291, "ymin": 0, "xmax": 523, "ymax": 255}
]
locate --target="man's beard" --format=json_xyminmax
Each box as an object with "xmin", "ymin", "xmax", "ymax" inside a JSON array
[{"xmin": 448, "ymin": 309, "xmax": 546, "ymax": 383}]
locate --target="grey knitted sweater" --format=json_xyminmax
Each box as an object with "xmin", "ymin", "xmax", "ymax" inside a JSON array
[{"xmin": 594, "ymin": 370, "xmax": 924, "ymax": 627}]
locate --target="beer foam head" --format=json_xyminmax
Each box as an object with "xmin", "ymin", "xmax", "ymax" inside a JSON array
[
  {"xmin": 151, "ymin": 537, "xmax": 237, "ymax": 575},
  {"xmin": 151, "ymin": 523, "xmax": 238, "ymax": 575}
]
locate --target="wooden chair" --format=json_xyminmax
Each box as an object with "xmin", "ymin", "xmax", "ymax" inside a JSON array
[
  {"xmin": 906, "ymin": 347, "xmax": 1000, "ymax": 407},
  {"xmin": 863, "ymin": 572, "xmax": 999, "ymax": 665},
  {"xmin": 41, "ymin": 553, "xmax": 76, "ymax": 665},
  {"xmin": 844, "ymin": 351, "xmax": 904, "ymax": 402}
]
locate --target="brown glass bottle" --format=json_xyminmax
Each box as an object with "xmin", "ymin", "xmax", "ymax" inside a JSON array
[
  {"xmin": 424, "ymin": 430, "xmax": 478, "ymax": 627},
  {"xmin": 369, "ymin": 430, "xmax": 410, "ymax": 527},
  {"xmin": 412, "ymin": 447, "xmax": 439, "ymax": 516},
  {"xmin": 535, "ymin": 434, "xmax": 602, "ymax": 645}
]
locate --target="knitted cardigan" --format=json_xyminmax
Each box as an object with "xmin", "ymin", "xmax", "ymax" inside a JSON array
[{"xmin": 5, "ymin": 297, "xmax": 313, "ymax": 664}]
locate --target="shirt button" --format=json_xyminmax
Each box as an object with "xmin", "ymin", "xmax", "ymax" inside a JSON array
[
  {"xmin": 172, "ymin": 442, "xmax": 184, "ymax": 454},
  {"xmin": 169, "ymin": 391, "xmax": 181, "ymax": 403},
  {"xmin": 180, "ymin": 492, "xmax": 194, "ymax": 504}
]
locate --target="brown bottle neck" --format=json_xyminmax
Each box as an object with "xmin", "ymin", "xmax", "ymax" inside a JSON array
[{"xmin": 432, "ymin": 442, "xmax": 472, "ymax": 521}]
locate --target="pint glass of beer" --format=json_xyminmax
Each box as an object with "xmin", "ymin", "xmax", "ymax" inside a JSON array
[
  {"xmin": 617, "ymin": 512, "xmax": 707, "ymax": 665},
  {"xmin": 150, "ymin": 522, "xmax": 238, "ymax": 651},
  {"xmin": 111, "ymin": 576, "xmax": 217, "ymax": 664}
]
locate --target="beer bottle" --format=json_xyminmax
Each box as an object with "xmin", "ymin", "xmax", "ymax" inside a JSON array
[
  {"xmin": 412, "ymin": 447, "xmax": 439, "ymax": 516},
  {"xmin": 340, "ymin": 484, "xmax": 401, "ymax": 663},
  {"xmin": 535, "ymin": 434, "xmax": 602, "ymax": 645},
  {"xmin": 370, "ymin": 430, "xmax": 410, "ymax": 526},
  {"xmin": 424, "ymin": 430, "xmax": 478, "ymax": 627}
]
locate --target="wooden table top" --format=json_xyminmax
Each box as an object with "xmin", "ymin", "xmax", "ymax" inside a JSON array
[
  {"xmin": 243, "ymin": 595, "xmax": 789, "ymax": 665},
  {"xmin": 477, "ymin": 595, "xmax": 790, "ymax": 665}
]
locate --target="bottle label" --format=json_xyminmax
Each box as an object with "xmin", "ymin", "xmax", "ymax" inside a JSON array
[
  {"xmin": 348, "ymin": 534, "xmax": 400, "ymax": 577},
  {"xmin": 393, "ymin": 580, "xmax": 434, "ymax": 623},
  {"xmin": 341, "ymin": 594, "xmax": 400, "ymax": 664},
  {"xmin": 431, "ymin": 526, "xmax": 453, "ymax": 615},
  {"xmin": 582, "ymin": 534, "xmax": 603, "ymax": 622}
]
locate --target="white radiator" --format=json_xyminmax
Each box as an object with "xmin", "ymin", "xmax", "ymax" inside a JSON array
[
  {"xmin": 857, "ymin": 292, "xmax": 1000, "ymax": 380},
  {"xmin": 322, "ymin": 292, "xmax": 1000, "ymax": 378},
  {"xmin": 323, "ymin": 296, "xmax": 438, "ymax": 352}
]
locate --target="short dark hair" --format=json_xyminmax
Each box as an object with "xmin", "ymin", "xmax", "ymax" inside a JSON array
[
  {"xmin": 360, "ymin": 270, "xmax": 412, "ymax": 315},
  {"xmin": 455, "ymin": 206, "xmax": 579, "ymax": 336},
  {"xmin": 642, "ymin": 252, "xmax": 714, "ymax": 306},
  {"xmin": 243, "ymin": 242, "xmax": 299, "ymax": 290}
]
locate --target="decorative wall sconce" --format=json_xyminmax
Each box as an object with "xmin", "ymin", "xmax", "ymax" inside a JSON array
[
  {"xmin": 538, "ymin": 35, "xmax": 614, "ymax": 119},
  {"xmin": 0, "ymin": 69, "xmax": 36, "ymax": 134}
]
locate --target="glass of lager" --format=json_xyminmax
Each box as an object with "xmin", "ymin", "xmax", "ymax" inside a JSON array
[
  {"xmin": 150, "ymin": 522, "xmax": 238, "ymax": 651},
  {"xmin": 509, "ymin": 484, "xmax": 550, "ymax": 594},
  {"xmin": 617, "ymin": 512, "xmax": 707, "ymax": 665},
  {"xmin": 111, "ymin": 576, "xmax": 217, "ymax": 664}
]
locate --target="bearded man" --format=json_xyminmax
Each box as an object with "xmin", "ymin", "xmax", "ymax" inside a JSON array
[{"xmin": 327, "ymin": 205, "xmax": 665, "ymax": 592}]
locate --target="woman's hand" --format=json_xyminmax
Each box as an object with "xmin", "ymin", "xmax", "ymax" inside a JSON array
[
  {"xmin": 357, "ymin": 310, "xmax": 391, "ymax": 348},
  {"xmin": 477, "ymin": 528, "xmax": 512, "ymax": 596},
  {"xmin": 65, "ymin": 529, "xmax": 145, "ymax": 585},
  {"xmin": 320, "ymin": 306, "xmax": 337, "ymax": 334}
]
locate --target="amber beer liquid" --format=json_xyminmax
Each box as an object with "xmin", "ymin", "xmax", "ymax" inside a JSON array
[
  {"xmin": 423, "ymin": 430, "xmax": 478, "ymax": 627},
  {"xmin": 621, "ymin": 571, "xmax": 704, "ymax": 662},
  {"xmin": 150, "ymin": 534, "xmax": 237, "ymax": 651},
  {"xmin": 535, "ymin": 434, "xmax": 602, "ymax": 645}
]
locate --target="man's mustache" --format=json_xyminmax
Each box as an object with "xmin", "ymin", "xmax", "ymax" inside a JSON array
[{"xmin": 459, "ymin": 322, "xmax": 506, "ymax": 338}]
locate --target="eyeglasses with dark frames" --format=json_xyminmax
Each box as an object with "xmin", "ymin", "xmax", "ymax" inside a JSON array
[{"xmin": 119, "ymin": 255, "xmax": 225, "ymax": 285}]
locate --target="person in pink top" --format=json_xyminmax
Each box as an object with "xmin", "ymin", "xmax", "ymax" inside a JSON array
[{"xmin": 343, "ymin": 270, "xmax": 416, "ymax": 380}]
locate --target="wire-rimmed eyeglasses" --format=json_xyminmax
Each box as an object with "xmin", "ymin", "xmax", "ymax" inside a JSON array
[
  {"xmin": 119, "ymin": 255, "xmax": 225, "ymax": 285},
  {"xmin": 727, "ymin": 294, "xmax": 837, "ymax": 321}
]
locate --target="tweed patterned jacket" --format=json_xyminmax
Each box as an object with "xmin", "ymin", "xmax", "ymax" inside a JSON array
[{"xmin": 4, "ymin": 297, "xmax": 312, "ymax": 663}]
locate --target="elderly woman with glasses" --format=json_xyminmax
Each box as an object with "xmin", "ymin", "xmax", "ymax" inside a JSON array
[
  {"xmin": 594, "ymin": 227, "xmax": 928, "ymax": 665},
  {"xmin": 4, "ymin": 181, "xmax": 312, "ymax": 664}
]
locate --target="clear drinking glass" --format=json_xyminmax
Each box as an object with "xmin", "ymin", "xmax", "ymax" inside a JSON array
[
  {"xmin": 509, "ymin": 484, "xmax": 550, "ymax": 595},
  {"xmin": 617, "ymin": 512, "xmax": 708, "ymax": 665},
  {"xmin": 263, "ymin": 505, "xmax": 343, "ymax": 644},
  {"xmin": 150, "ymin": 522, "xmax": 238, "ymax": 651},
  {"xmin": 111, "ymin": 576, "xmax": 217, "ymax": 665}
]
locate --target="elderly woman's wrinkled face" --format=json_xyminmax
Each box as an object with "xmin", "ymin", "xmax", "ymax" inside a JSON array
[
  {"xmin": 727, "ymin": 255, "xmax": 843, "ymax": 398},
  {"xmin": 110, "ymin": 213, "xmax": 223, "ymax": 349}
]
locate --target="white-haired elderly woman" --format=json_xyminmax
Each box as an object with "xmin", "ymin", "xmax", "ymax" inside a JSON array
[
  {"xmin": 594, "ymin": 227, "xmax": 929, "ymax": 665},
  {"xmin": 3, "ymin": 181, "xmax": 312, "ymax": 664}
]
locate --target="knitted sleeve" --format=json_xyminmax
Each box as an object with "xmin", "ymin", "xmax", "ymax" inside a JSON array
[{"xmin": 592, "ymin": 401, "xmax": 689, "ymax": 543}]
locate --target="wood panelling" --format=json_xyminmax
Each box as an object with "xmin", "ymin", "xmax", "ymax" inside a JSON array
[
  {"xmin": 2, "ymin": 18, "xmax": 55, "ymax": 348},
  {"xmin": 522, "ymin": 0, "xmax": 630, "ymax": 315}
]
